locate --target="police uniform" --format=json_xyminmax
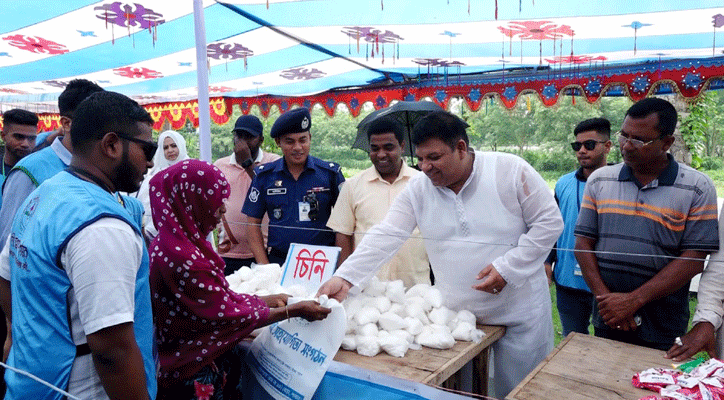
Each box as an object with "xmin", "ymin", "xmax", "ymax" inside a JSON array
[{"xmin": 241, "ymin": 108, "xmax": 345, "ymax": 264}]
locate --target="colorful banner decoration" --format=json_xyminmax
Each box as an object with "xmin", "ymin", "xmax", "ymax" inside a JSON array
[
  {"xmin": 3, "ymin": 57, "xmax": 723, "ymax": 132},
  {"xmin": 224, "ymin": 57, "xmax": 724, "ymax": 118},
  {"xmin": 143, "ymin": 97, "xmax": 230, "ymax": 130}
]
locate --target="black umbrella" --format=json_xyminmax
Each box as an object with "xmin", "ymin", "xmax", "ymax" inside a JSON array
[{"xmin": 354, "ymin": 101, "xmax": 445, "ymax": 158}]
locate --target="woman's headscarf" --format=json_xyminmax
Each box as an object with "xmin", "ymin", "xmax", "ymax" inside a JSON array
[
  {"xmin": 150, "ymin": 130, "xmax": 189, "ymax": 176},
  {"xmin": 148, "ymin": 159, "xmax": 269, "ymax": 381},
  {"xmin": 137, "ymin": 130, "xmax": 189, "ymax": 236}
]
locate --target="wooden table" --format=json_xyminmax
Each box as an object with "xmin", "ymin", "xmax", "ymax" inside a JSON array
[
  {"xmin": 507, "ymin": 333, "xmax": 676, "ymax": 400},
  {"xmin": 334, "ymin": 325, "xmax": 505, "ymax": 396}
]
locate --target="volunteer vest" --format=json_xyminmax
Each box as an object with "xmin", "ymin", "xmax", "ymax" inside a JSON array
[
  {"xmin": 2, "ymin": 145, "xmax": 66, "ymax": 195},
  {"xmin": 553, "ymin": 170, "xmax": 590, "ymax": 291},
  {"xmin": 5, "ymin": 171, "xmax": 156, "ymax": 399}
]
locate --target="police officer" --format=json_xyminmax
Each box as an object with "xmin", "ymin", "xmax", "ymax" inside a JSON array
[{"xmin": 242, "ymin": 107, "xmax": 345, "ymax": 265}]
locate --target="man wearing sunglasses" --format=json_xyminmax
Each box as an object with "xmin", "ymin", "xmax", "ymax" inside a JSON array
[
  {"xmin": 0, "ymin": 91, "xmax": 156, "ymax": 399},
  {"xmin": 545, "ymin": 118, "xmax": 611, "ymax": 338},
  {"xmin": 575, "ymin": 98, "xmax": 719, "ymax": 352}
]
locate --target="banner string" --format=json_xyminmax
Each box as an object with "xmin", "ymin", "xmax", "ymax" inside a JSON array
[
  {"xmin": 0, "ymin": 361, "xmax": 82, "ymax": 400},
  {"xmin": 226, "ymin": 221, "xmax": 720, "ymax": 264}
]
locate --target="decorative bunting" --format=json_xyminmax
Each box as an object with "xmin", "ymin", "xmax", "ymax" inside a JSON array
[{"xmin": 10, "ymin": 59, "xmax": 724, "ymax": 132}]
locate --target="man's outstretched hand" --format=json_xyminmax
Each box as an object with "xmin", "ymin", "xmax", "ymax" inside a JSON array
[{"xmin": 316, "ymin": 276, "xmax": 353, "ymax": 301}]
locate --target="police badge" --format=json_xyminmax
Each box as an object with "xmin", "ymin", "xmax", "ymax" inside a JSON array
[
  {"xmin": 273, "ymin": 208, "xmax": 283, "ymax": 219},
  {"xmin": 249, "ymin": 187, "xmax": 260, "ymax": 202}
]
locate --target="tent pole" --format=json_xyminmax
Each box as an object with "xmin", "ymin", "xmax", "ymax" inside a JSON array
[{"xmin": 193, "ymin": 0, "xmax": 212, "ymax": 162}]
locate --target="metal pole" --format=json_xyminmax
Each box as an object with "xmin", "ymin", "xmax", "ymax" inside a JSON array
[{"xmin": 193, "ymin": 0, "xmax": 212, "ymax": 162}]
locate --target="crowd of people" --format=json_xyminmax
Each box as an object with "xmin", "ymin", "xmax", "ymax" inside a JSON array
[{"xmin": 0, "ymin": 84, "xmax": 722, "ymax": 400}]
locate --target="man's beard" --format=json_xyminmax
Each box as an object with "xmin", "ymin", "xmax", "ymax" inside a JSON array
[
  {"xmin": 8, "ymin": 146, "xmax": 31, "ymax": 163},
  {"xmin": 113, "ymin": 148, "xmax": 142, "ymax": 193},
  {"xmin": 250, "ymin": 144, "xmax": 261, "ymax": 160}
]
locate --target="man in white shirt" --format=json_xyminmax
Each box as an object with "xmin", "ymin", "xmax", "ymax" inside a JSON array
[
  {"xmin": 319, "ymin": 111, "xmax": 563, "ymax": 398},
  {"xmin": 666, "ymin": 208, "xmax": 724, "ymax": 361},
  {"xmin": 327, "ymin": 116, "xmax": 429, "ymax": 287}
]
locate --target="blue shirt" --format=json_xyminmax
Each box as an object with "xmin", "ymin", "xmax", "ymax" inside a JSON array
[
  {"xmin": 242, "ymin": 155, "xmax": 345, "ymax": 253},
  {"xmin": 550, "ymin": 168, "xmax": 590, "ymax": 291}
]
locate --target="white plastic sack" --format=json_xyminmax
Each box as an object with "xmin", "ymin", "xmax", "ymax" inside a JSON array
[
  {"xmin": 379, "ymin": 334, "xmax": 409, "ymax": 358},
  {"xmin": 385, "ymin": 280, "xmax": 406, "ymax": 303},
  {"xmin": 247, "ymin": 297, "xmax": 346, "ymax": 400},
  {"xmin": 356, "ymin": 335, "xmax": 381, "ymax": 357},
  {"xmin": 416, "ymin": 325, "xmax": 455, "ymax": 350},
  {"xmin": 363, "ymin": 277, "xmax": 387, "ymax": 297},
  {"xmin": 378, "ymin": 312, "xmax": 407, "ymax": 331},
  {"xmin": 341, "ymin": 335, "xmax": 357, "ymax": 351}
]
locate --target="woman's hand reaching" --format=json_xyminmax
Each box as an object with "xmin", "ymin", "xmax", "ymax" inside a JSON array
[
  {"xmin": 259, "ymin": 294, "xmax": 289, "ymax": 308},
  {"xmin": 288, "ymin": 300, "xmax": 331, "ymax": 322}
]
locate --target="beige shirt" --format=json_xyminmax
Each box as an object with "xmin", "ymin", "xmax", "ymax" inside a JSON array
[
  {"xmin": 214, "ymin": 150, "xmax": 280, "ymax": 259},
  {"xmin": 327, "ymin": 162, "xmax": 430, "ymax": 287}
]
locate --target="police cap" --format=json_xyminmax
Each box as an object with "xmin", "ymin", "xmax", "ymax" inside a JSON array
[{"xmin": 270, "ymin": 107, "xmax": 311, "ymax": 138}]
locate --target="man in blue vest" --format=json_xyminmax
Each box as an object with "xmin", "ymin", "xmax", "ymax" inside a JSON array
[
  {"xmin": 545, "ymin": 117, "xmax": 611, "ymax": 336},
  {"xmin": 0, "ymin": 79, "xmax": 104, "ymax": 252},
  {"xmin": 0, "ymin": 91, "xmax": 156, "ymax": 399},
  {"xmin": 0, "ymin": 81, "xmax": 103, "ymax": 394},
  {"xmin": 0, "ymin": 109, "xmax": 38, "ymax": 207}
]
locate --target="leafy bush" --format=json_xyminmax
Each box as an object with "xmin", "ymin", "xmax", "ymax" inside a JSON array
[
  {"xmin": 511, "ymin": 149, "xmax": 577, "ymax": 175},
  {"xmin": 311, "ymin": 146, "xmax": 371, "ymax": 177},
  {"xmin": 701, "ymin": 156, "xmax": 724, "ymax": 171}
]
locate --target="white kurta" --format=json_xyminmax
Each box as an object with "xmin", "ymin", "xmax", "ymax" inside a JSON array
[
  {"xmin": 692, "ymin": 207, "xmax": 724, "ymax": 357},
  {"xmin": 335, "ymin": 151, "xmax": 564, "ymax": 398}
]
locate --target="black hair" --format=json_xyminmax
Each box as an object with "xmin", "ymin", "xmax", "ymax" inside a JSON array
[
  {"xmin": 626, "ymin": 97, "xmax": 678, "ymax": 137},
  {"xmin": 2, "ymin": 109, "xmax": 38, "ymax": 131},
  {"xmin": 57, "ymin": 79, "xmax": 104, "ymax": 118},
  {"xmin": 574, "ymin": 117, "xmax": 611, "ymax": 138},
  {"xmin": 411, "ymin": 111, "xmax": 468, "ymax": 150},
  {"xmin": 367, "ymin": 116, "xmax": 404, "ymax": 144},
  {"xmin": 70, "ymin": 91, "xmax": 154, "ymax": 154}
]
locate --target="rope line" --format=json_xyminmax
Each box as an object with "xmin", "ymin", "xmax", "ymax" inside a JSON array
[
  {"xmin": 0, "ymin": 361, "xmax": 82, "ymax": 400},
  {"xmin": 227, "ymin": 221, "xmax": 721, "ymax": 263}
]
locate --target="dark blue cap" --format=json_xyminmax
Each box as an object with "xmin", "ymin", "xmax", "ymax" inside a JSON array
[
  {"xmin": 233, "ymin": 115, "xmax": 263, "ymax": 137},
  {"xmin": 270, "ymin": 108, "xmax": 311, "ymax": 138}
]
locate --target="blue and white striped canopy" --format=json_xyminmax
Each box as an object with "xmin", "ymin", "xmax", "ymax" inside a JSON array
[{"xmin": 1, "ymin": 0, "xmax": 723, "ymax": 111}]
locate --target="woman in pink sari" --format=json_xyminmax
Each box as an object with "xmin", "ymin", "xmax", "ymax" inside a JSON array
[{"xmin": 149, "ymin": 159, "xmax": 329, "ymax": 400}]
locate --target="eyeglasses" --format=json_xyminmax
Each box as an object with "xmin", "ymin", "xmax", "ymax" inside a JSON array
[
  {"xmin": 115, "ymin": 132, "xmax": 158, "ymax": 161},
  {"xmin": 570, "ymin": 140, "xmax": 607, "ymax": 152},
  {"xmin": 616, "ymin": 131, "xmax": 660, "ymax": 149}
]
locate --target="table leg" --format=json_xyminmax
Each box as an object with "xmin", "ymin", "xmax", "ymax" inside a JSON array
[{"xmin": 473, "ymin": 347, "xmax": 490, "ymax": 396}]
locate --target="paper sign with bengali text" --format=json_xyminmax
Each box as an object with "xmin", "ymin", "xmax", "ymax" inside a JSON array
[{"xmin": 279, "ymin": 243, "xmax": 340, "ymax": 293}]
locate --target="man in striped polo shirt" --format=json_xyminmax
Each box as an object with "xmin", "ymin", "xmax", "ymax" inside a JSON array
[{"xmin": 574, "ymin": 97, "xmax": 719, "ymax": 351}]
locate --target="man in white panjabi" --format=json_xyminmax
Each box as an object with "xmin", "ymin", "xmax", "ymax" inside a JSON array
[{"xmin": 319, "ymin": 111, "xmax": 563, "ymax": 398}]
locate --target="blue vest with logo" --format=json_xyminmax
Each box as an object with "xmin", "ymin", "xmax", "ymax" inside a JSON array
[
  {"xmin": 553, "ymin": 170, "xmax": 591, "ymax": 291},
  {"xmin": 5, "ymin": 171, "xmax": 155, "ymax": 399}
]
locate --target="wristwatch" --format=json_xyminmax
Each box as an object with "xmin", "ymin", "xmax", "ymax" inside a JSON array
[{"xmin": 241, "ymin": 158, "xmax": 254, "ymax": 169}]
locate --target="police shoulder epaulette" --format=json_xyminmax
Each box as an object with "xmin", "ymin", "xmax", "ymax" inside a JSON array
[
  {"xmin": 254, "ymin": 161, "xmax": 275, "ymax": 175},
  {"xmin": 317, "ymin": 159, "xmax": 341, "ymax": 172}
]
